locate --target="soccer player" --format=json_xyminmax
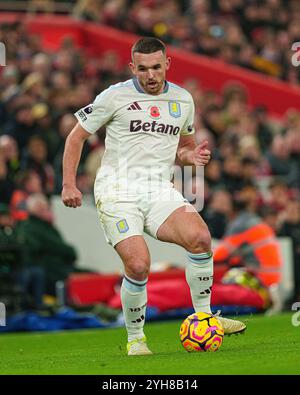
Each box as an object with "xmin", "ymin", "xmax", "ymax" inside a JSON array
[{"xmin": 62, "ymin": 37, "xmax": 246, "ymax": 355}]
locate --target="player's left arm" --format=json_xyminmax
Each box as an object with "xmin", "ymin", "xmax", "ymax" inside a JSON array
[{"xmin": 176, "ymin": 134, "xmax": 211, "ymax": 166}]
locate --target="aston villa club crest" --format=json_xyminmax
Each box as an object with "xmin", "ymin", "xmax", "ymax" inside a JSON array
[
  {"xmin": 116, "ymin": 219, "xmax": 129, "ymax": 233},
  {"xmin": 148, "ymin": 105, "xmax": 161, "ymax": 119},
  {"xmin": 168, "ymin": 101, "xmax": 181, "ymax": 118}
]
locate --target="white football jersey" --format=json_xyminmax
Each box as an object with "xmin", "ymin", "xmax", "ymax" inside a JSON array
[{"xmin": 74, "ymin": 78, "xmax": 195, "ymax": 200}]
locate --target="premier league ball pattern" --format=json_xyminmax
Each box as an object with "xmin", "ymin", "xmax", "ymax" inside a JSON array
[{"xmin": 180, "ymin": 312, "xmax": 224, "ymax": 352}]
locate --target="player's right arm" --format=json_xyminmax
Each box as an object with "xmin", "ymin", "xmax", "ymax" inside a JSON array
[
  {"xmin": 61, "ymin": 123, "xmax": 90, "ymax": 208},
  {"xmin": 62, "ymin": 85, "xmax": 117, "ymax": 208}
]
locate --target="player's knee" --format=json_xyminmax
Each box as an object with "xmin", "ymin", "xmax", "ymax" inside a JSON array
[
  {"xmin": 186, "ymin": 226, "xmax": 211, "ymax": 254},
  {"xmin": 126, "ymin": 258, "xmax": 150, "ymax": 280}
]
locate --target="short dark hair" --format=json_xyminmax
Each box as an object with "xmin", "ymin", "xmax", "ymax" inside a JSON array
[{"xmin": 131, "ymin": 37, "xmax": 166, "ymax": 59}]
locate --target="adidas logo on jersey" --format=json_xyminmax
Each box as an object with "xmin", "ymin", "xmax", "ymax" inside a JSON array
[{"xmin": 127, "ymin": 102, "xmax": 142, "ymax": 111}]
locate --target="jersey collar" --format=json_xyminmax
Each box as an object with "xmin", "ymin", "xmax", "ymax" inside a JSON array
[{"xmin": 132, "ymin": 77, "xmax": 169, "ymax": 94}]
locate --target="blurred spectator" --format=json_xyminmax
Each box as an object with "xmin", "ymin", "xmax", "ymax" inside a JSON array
[
  {"xmin": 252, "ymin": 105, "xmax": 273, "ymax": 152},
  {"xmin": 32, "ymin": 53, "xmax": 51, "ymax": 80},
  {"xmin": 3, "ymin": 103, "xmax": 37, "ymax": 152},
  {"xmin": 73, "ymin": 0, "xmax": 103, "ymax": 22},
  {"xmin": 277, "ymin": 199, "xmax": 300, "ymax": 302},
  {"xmin": 0, "ymin": 203, "xmax": 22, "ymax": 266},
  {"xmin": 202, "ymin": 104, "xmax": 225, "ymax": 143},
  {"xmin": 0, "ymin": 135, "xmax": 21, "ymax": 182},
  {"xmin": 31, "ymin": 103, "xmax": 60, "ymax": 162},
  {"xmin": 221, "ymin": 156, "xmax": 245, "ymax": 193},
  {"xmin": 203, "ymin": 189, "xmax": 233, "ymax": 239},
  {"xmin": 235, "ymin": 183, "xmax": 263, "ymax": 213},
  {"xmin": 17, "ymin": 194, "xmax": 78, "ymax": 295},
  {"xmin": 21, "ymin": 135, "xmax": 55, "ymax": 196},
  {"xmin": 214, "ymin": 198, "xmax": 282, "ymax": 290},
  {"xmin": 0, "ymin": 203, "xmax": 45, "ymax": 311},
  {"xmin": 97, "ymin": 51, "xmax": 128, "ymax": 89},
  {"xmin": 27, "ymin": 0, "xmax": 55, "ymax": 14},
  {"xmin": 265, "ymin": 135, "xmax": 299, "ymax": 187},
  {"xmin": 0, "ymin": 203, "xmax": 23, "ymax": 312},
  {"xmin": 21, "ymin": 72, "xmax": 48, "ymax": 102},
  {"xmin": 266, "ymin": 179, "xmax": 292, "ymax": 213},
  {"xmin": 259, "ymin": 205, "xmax": 279, "ymax": 233},
  {"xmin": 10, "ymin": 170, "xmax": 43, "ymax": 222},
  {"xmin": 240, "ymin": 158, "xmax": 259, "ymax": 186},
  {"xmin": 204, "ymin": 159, "xmax": 223, "ymax": 190},
  {"xmin": 285, "ymin": 127, "xmax": 300, "ymax": 190},
  {"xmin": 0, "ymin": 153, "xmax": 15, "ymax": 204}
]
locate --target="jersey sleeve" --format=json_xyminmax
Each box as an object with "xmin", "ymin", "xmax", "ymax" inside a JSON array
[
  {"xmin": 74, "ymin": 88, "xmax": 116, "ymax": 134},
  {"xmin": 180, "ymin": 94, "xmax": 195, "ymax": 136}
]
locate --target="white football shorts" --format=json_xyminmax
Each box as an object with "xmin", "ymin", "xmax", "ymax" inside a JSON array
[{"xmin": 95, "ymin": 188, "xmax": 194, "ymax": 247}]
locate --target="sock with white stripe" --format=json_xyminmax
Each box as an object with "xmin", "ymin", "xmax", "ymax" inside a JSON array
[
  {"xmin": 121, "ymin": 275, "xmax": 148, "ymax": 342},
  {"xmin": 186, "ymin": 251, "xmax": 213, "ymax": 314}
]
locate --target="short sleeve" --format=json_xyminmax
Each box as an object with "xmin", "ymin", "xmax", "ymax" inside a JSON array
[
  {"xmin": 74, "ymin": 88, "xmax": 116, "ymax": 134},
  {"xmin": 180, "ymin": 94, "xmax": 195, "ymax": 136}
]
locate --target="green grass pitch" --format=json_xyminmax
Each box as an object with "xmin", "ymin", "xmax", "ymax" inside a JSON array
[{"xmin": 0, "ymin": 312, "xmax": 300, "ymax": 375}]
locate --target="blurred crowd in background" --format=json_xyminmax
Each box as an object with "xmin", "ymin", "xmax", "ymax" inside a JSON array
[
  {"xmin": 1, "ymin": 0, "xmax": 300, "ymax": 84},
  {"xmin": 0, "ymin": 0, "xmax": 300, "ymax": 308},
  {"xmin": 72, "ymin": 0, "xmax": 300, "ymax": 85}
]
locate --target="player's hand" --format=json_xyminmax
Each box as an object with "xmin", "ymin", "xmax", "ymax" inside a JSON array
[
  {"xmin": 192, "ymin": 140, "xmax": 211, "ymax": 166},
  {"xmin": 62, "ymin": 185, "xmax": 82, "ymax": 208}
]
